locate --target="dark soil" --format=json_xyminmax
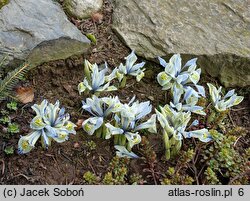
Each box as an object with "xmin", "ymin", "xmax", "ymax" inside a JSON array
[{"xmin": 0, "ymin": 0, "xmax": 249, "ymax": 185}]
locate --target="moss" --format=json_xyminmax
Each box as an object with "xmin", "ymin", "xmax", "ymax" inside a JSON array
[{"xmin": 0, "ymin": 0, "xmax": 9, "ymax": 9}]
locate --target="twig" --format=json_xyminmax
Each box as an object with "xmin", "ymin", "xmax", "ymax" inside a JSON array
[
  {"xmin": 228, "ymin": 111, "xmax": 235, "ymax": 127},
  {"xmin": 45, "ymin": 154, "xmax": 61, "ymax": 172},
  {"xmin": 231, "ymin": 107, "xmax": 246, "ymax": 111},
  {"xmin": 13, "ymin": 173, "xmax": 35, "ymax": 182},
  {"xmin": 60, "ymin": 151, "xmax": 73, "ymax": 163},
  {"xmin": 87, "ymin": 159, "xmax": 96, "ymax": 175},
  {"xmin": 234, "ymin": 136, "xmax": 242, "ymax": 147},
  {"xmin": 191, "ymin": 148, "xmax": 199, "ymax": 185},
  {"xmin": 197, "ymin": 164, "xmax": 206, "ymax": 178},
  {"xmin": 0, "ymin": 159, "xmax": 5, "ymax": 175}
]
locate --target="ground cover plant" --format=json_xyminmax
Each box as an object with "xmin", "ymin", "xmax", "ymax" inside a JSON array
[{"xmin": 0, "ymin": 0, "xmax": 249, "ymax": 185}]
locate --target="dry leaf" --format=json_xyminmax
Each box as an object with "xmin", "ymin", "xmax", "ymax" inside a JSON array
[
  {"xmin": 73, "ymin": 142, "xmax": 80, "ymax": 148},
  {"xmin": 63, "ymin": 84, "xmax": 73, "ymax": 94},
  {"xmin": 91, "ymin": 12, "xmax": 104, "ymax": 23},
  {"xmin": 16, "ymin": 86, "xmax": 34, "ymax": 104}
]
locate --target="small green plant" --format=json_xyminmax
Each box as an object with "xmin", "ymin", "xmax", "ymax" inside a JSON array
[
  {"xmin": 129, "ymin": 173, "xmax": 145, "ymax": 185},
  {"xmin": 83, "ymin": 140, "xmax": 97, "ymax": 151},
  {"xmin": 82, "ymin": 156, "xmax": 130, "ymax": 185},
  {"xmin": 7, "ymin": 101, "xmax": 18, "ymax": 111},
  {"xmin": 161, "ymin": 166, "xmax": 194, "ymax": 185},
  {"xmin": 102, "ymin": 156, "xmax": 129, "ymax": 185},
  {"xmin": 0, "ymin": 109, "xmax": 9, "ymax": 116},
  {"xmin": 18, "ymin": 100, "xmax": 76, "ymax": 154},
  {"xmin": 0, "ymin": 103, "xmax": 20, "ymax": 139},
  {"xmin": 4, "ymin": 146, "xmax": 14, "ymax": 155},
  {"xmin": 86, "ymin": 33, "xmax": 97, "ymax": 45},
  {"xmin": 7, "ymin": 123, "xmax": 19, "ymax": 134},
  {"xmin": 83, "ymin": 171, "xmax": 99, "ymax": 184},
  {"xmin": 204, "ymin": 167, "xmax": 221, "ymax": 185},
  {"xmin": 201, "ymin": 129, "xmax": 249, "ymax": 184},
  {"xmin": 161, "ymin": 149, "xmax": 195, "ymax": 185},
  {"xmin": 0, "ymin": 116, "xmax": 10, "ymax": 124}
]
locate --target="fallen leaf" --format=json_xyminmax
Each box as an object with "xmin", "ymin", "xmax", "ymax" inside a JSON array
[
  {"xmin": 63, "ymin": 84, "xmax": 73, "ymax": 94},
  {"xmin": 16, "ymin": 86, "xmax": 34, "ymax": 104},
  {"xmin": 91, "ymin": 12, "xmax": 104, "ymax": 23},
  {"xmin": 73, "ymin": 142, "xmax": 80, "ymax": 148}
]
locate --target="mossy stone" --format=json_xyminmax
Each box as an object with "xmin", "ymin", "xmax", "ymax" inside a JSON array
[{"xmin": 0, "ymin": 0, "xmax": 9, "ymax": 9}]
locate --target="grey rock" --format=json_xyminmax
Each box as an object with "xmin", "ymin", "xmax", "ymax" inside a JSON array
[
  {"xmin": 64, "ymin": 0, "xmax": 103, "ymax": 19},
  {"xmin": 112, "ymin": 0, "xmax": 250, "ymax": 87},
  {"xmin": 0, "ymin": 0, "xmax": 90, "ymax": 70}
]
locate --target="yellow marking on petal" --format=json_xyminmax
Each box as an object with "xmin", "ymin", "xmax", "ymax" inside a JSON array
[
  {"xmin": 84, "ymin": 123, "xmax": 92, "ymax": 132},
  {"xmin": 160, "ymin": 73, "xmax": 168, "ymax": 80},
  {"xmin": 66, "ymin": 123, "xmax": 73, "ymax": 130},
  {"xmin": 58, "ymin": 133, "xmax": 67, "ymax": 139},
  {"xmin": 21, "ymin": 140, "xmax": 30, "ymax": 150},
  {"xmin": 34, "ymin": 118, "xmax": 44, "ymax": 126}
]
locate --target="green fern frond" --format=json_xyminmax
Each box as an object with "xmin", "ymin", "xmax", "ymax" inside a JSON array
[{"xmin": 0, "ymin": 63, "xmax": 30, "ymax": 101}]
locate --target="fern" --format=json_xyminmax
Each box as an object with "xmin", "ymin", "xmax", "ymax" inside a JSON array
[{"xmin": 0, "ymin": 63, "xmax": 30, "ymax": 101}]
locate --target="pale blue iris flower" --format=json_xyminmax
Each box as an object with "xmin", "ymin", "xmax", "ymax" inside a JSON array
[
  {"xmin": 114, "ymin": 51, "xmax": 146, "ymax": 83},
  {"xmin": 78, "ymin": 60, "xmax": 117, "ymax": 95},
  {"xmin": 105, "ymin": 97, "xmax": 157, "ymax": 149},
  {"xmin": 18, "ymin": 100, "xmax": 76, "ymax": 154},
  {"xmin": 183, "ymin": 128, "xmax": 212, "ymax": 143},
  {"xmin": 156, "ymin": 104, "xmax": 212, "ymax": 142},
  {"xmin": 157, "ymin": 54, "xmax": 205, "ymax": 97},
  {"xmin": 207, "ymin": 83, "xmax": 244, "ymax": 112},
  {"xmin": 114, "ymin": 145, "xmax": 139, "ymax": 159},
  {"xmin": 170, "ymin": 86, "xmax": 206, "ymax": 115},
  {"xmin": 82, "ymin": 96, "xmax": 122, "ymax": 135}
]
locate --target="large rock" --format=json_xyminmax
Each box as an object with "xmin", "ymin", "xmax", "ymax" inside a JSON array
[
  {"xmin": 112, "ymin": 0, "xmax": 250, "ymax": 87},
  {"xmin": 64, "ymin": 0, "xmax": 103, "ymax": 19},
  {"xmin": 0, "ymin": 0, "xmax": 90, "ymax": 70}
]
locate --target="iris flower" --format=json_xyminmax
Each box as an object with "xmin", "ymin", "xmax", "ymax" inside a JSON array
[
  {"xmin": 157, "ymin": 54, "xmax": 205, "ymax": 97},
  {"xmin": 18, "ymin": 100, "xmax": 76, "ymax": 154},
  {"xmin": 114, "ymin": 51, "xmax": 146, "ymax": 87},
  {"xmin": 115, "ymin": 145, "xmax": 139, "ymax": 158},
  {"xmin": 156, "ymin": 104, "xmax": 212, "ymax": 142},
  {"xmin": 82, "ymin": 95, "xmax": 122, "ymax": 135},
  {"xmin": 78, "ymin": 60, "xmax": 117, "ymax": 95},
  {"xmin": 105, "ymin": 97, "xmax": 157, "ymax": 149},
  {"xmin": 207, "ymin": 83, "xmax": 244, "ymax": 112},
  {"xmin": 170, "ymin": 86, "xmax": 206, "ymax": 115}
]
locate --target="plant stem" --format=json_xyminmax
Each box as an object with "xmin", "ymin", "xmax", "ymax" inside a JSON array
[
  {"xmin": 114, "ymin": 135, "xmax": 119, "ymax": 145},
  {"xmin": 207, "ymin": 110, "xmax": 216, "ymax": 124},
  {"xmin": 95, "ymin": 126, "xmax": 102, "ymax": 138},
  {"xmin": 102, "ymin": 124, "xmax": 106, "ymax": 139},
  {"xmin": 120, "ymin": 76, "xmax": 127, "ymax": 88},
  {"xmin": 121, "ymin": 135, "xmax": 126, "ymax": 146},
  {"xmin": 163, "ymin": 129, "xmax": 170, "ymax": 160}
]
